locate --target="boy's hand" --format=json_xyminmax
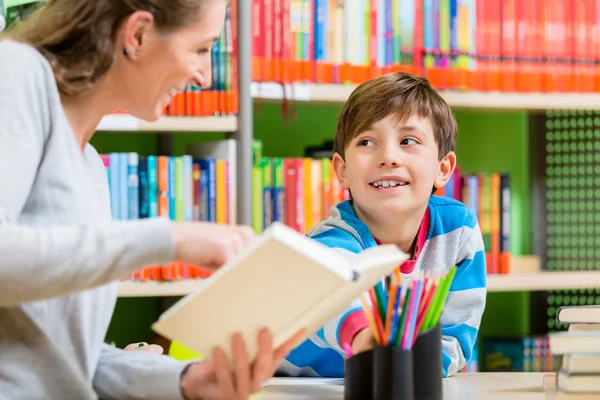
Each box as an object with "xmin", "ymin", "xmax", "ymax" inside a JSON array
[{"xmin": 351, "ymin": 328, "xmax": 374, "ymax": 355}]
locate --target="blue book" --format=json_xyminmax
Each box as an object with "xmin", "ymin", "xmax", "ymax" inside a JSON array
[
  {"xmin": 138, "ymin": 156, "xmax": 149, "ymax": 219},
  {"xmin": 147, "ymin": 156, "xmax": 158, "ymax": 217},
  {"xmin": 198, "ymin": 158, "xmax": 216, "ymax": 222},
  {"xmin": 127, "ymin": 152, "xmax": 139, "ymax": 220},
  {"xmin": 314, "ymin": 0, "xmax": 327, "ymax": 67}
]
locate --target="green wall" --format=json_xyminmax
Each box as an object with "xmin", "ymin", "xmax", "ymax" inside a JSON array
[{"xmin": 97, "ymin": 102, "xmax": 533, "ymax": 347}]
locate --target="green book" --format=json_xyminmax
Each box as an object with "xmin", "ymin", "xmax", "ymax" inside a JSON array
[{"xmin": 252, "ymin": 166, "xmax": 263, "ymax": 234}]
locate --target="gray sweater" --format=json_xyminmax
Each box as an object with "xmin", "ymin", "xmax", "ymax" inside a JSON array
[{"xmin": 0, "ymin": 40, "xmax": 189, "ymax": 399}]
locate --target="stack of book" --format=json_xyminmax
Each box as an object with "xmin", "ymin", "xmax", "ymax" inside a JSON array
[{"xmin": 549, "ymin": 305, "xmax": 600, "ymax": 396}]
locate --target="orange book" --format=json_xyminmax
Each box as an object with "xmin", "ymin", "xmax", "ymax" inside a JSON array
[{"xmin": 157, "ymin": 156, "xmax": 169, "ymax": 217}]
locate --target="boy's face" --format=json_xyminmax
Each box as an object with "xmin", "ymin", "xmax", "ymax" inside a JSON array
[{"xmin": 332, "ymin": 114, "xmax": 456, "ymax": 218}]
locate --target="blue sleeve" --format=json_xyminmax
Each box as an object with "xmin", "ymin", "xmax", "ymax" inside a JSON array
[
  {"xmin": 280, "ymin": 225, "xmax": 367, "ymax": 377},
  {"xmin": 440, "ymin": 218, "xmax": 487, "ymax": 377}
]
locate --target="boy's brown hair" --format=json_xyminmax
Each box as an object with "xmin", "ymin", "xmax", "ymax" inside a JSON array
[{"xmin": 334, "ymin": 72, "xmax": 458, "ymax": 160}]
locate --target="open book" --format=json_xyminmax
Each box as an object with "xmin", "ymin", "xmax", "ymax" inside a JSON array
[{"xmin": 152, "ymin": 222, "xmax": 409, "ymax": 363}]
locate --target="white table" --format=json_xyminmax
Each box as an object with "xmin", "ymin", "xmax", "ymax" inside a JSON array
[{"xmin": 254, "ymin": 373, "xmax": 573, "ymax": 400}]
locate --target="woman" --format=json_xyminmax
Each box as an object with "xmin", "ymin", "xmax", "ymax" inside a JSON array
[{"xmin": 0, "ymin": 0, "xmax": 302, "ymax": 399}]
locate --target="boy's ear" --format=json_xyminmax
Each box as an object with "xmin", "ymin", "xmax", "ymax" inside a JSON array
[
  {"xmin": 434, "ymin": 151, "xmax": 457, "ymax": 190},
  {"xmin": 332, "ymin": 152, "xmax": 350, "ymax": 189}
]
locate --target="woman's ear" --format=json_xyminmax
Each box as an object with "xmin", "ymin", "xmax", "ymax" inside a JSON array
[
  {"xmin": 121, "ymin": 10, "xmax": 155, "ymax": 60},
  {"xmin": 332, "ymin": 152, "xmax": 350, "ymax": 189},
  {"xmin": 433, "ymin": 151, "xmax": 457, "ymax": 190}
]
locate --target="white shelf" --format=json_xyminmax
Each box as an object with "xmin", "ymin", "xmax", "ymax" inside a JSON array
[
  {"xmin": 252, "ymin": 82, "xmax": 600, "ymax": 110},
  {"xmin": 118, "ymin": 280, "xmax": 204, "ymax": 297},
  {"xmin": 487, "ymin": 271, "xmax": 600, "ymax": 292},
  {"xmin": 96, "ymin": 114, "xmax": 237, "ymax": 132},
  {"xmin": 118, "ymin": 271, "xmax": 600, "ymax": 297}
]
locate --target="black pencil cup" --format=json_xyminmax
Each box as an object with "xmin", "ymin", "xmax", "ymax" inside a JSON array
[
  {"xmin": 412, "ymin": 324, "xmax": 443, "ymax": 400},
  {"xmin": 344, "ymin": 349, "xmax": 374, "ymax": 400},
  {"xmin": 372, "ymin": 344, "xmax": 414, "ymax": 400}
]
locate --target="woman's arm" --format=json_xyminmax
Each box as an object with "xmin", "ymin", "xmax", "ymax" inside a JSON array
[{"xmin": 0, "ymin": 41, "xmax": 175, "ymax": 306}]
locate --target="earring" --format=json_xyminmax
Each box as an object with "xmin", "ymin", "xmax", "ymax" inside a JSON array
[{"xmin": 123, "ymin": 48, "xmax": 140, "ymax": 59}]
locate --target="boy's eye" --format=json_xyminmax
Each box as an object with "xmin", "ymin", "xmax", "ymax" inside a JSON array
[
  {"xmin": 401, "ymin": 138, "xmax": 419, "ymax": 145},
  {"xmin": 197, "ymin": 48, "xmax": 210, "ymax": 54},
  {"xmin": 357, "ymin": 139, "xmax": 374, "ymax": 146}
]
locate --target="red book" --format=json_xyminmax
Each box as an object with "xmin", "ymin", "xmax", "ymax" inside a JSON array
[
  {"xmin": 252, "ymin": 0, "xmax": 263, "ymax": 81},
  {"xmin": 273, "ymin": 0, "xmax": 283, "ymax": 82},
  {"xmin": 500, "ymin": 0, "xmax": 516, "ymax": 92},
  {"xmin": 264, "ymin": 0, "xmax": 274, "ymax": 81}
]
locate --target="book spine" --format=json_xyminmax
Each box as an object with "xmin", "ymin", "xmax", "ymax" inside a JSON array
[
  {"xmin": 109, "ymin": 153, "xmax": 120, "ymax": 220},
  {"xmin": 192, "ymin": 162, "xmax": 201, "ymax": 221},
  {"xmin": 252, "ymin": 163, "xmax": 263, "ymax": 234},
  {"xmin": 252, "ymin": 0, "xmax": 263, "ymax": 81},
  {"xmin": 183, "ymin": 155, "xmax": 193, "ymax": 221},
  {"xmin": 272, "ymin": 157, "xmax": 285, "ymax": 224},
  {"xmin": 478, "ymin": 172, "xmax": 492, "ymax": 274},
  {"xmin": 199, "ymin": 163, "xmax": 209, "ymax": 222},
  {"xmin": 169, "ymin": 157, "xmax": 177, "ymax": 220},
  {"xmin": 302, "ymin": 158, "xmax": 313, "ymax": 231},
  {"xmin": 262, "ymin": 157, "xmax": 273, "ymax": 230},
  {"xmin": 138, "ymin": 156, "xmax": 149, "ymax": 219},
  {"xmin": 500, "ymin": 173, "xmax": 511, "ymax": 274},
  {"xmin": 310, "ymin": 159, "xmax": 322, "ymax": 232},
  {"xmin": 147, "ymin": 156, "xmax": 158, "ymax": 218},
  {"xmin": 284, "ymin": 158, "xmax": 298, "ymax": 231},
  {"xmin": 208, "ymin": 159, "xmax": 217, "ymax": 222},
  {"xmin": 119, "ymin": 153, "xmax": 129, "ymax": 220},
  {"xmin": 490, "ymin": 172, "xmax": 500, "ymax": 275},
  {"xmin": 216, "ymin": 159, "xmax": 227, "ymax": 224}
]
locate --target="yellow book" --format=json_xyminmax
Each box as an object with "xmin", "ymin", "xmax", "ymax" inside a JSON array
[
  {"xmin": 216, "ymin": 159, "xmax": 227, "ymax": 224},
  {"xmin": 303, "ymin": 158, "xmax": 313, "ymax": 232}
]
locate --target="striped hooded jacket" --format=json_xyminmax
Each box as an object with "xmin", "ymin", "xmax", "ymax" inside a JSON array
[{"xmin": 279, "ymin": 195, "xmax": 486, "ymax": 378}]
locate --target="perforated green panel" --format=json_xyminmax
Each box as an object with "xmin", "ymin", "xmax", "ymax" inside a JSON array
[{"xmin": 543, "ymin": 110, "xmax": 600, "ymax": 331}]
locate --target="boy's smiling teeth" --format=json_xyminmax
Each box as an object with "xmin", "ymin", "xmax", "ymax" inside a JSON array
[{"xmin": 370, "ymin": 180, "xmax": 408, "ymax": 188}]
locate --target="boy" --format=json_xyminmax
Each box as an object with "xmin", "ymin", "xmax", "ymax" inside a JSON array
[{"xmin": 280, "ymin": 72, "xmax": 486, "ymax": 378}]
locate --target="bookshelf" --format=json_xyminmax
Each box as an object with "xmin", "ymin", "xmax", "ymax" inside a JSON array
[
  {"xmin": 486, "ymin": 271, "xmax": 600, "ymax": 293},
  {"xmin": 252, "ymin": 82, "xmax": 600, "ymax": 111},
  {"xmin": 96, "ymin": 114, "xmax": 237, "ymax": 133},
  {"xmin": 117, "ymin": 271, "xmax": 600, "ymax": 297}
]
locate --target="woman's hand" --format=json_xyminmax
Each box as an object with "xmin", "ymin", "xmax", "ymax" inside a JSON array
[
  {"xmin": 171, "ymin": 222, "xmax": 256, "ymax": 270},
  {"xmin": 123, "ymin": 342, "xmax": 164, "ymax": 355},
  {"xmin": 179, "ymin": 328, "xmax": 305, "ymax": 400}
]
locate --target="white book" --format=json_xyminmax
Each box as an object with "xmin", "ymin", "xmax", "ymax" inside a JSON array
[{"xmin": 152, "ymin": 222, "xmax": 409, "ymax": 363}]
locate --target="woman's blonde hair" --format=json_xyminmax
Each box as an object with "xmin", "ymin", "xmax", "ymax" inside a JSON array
[{"xmin": 4, "ymin": 0, "xmax": 213, "ymax": 96}]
